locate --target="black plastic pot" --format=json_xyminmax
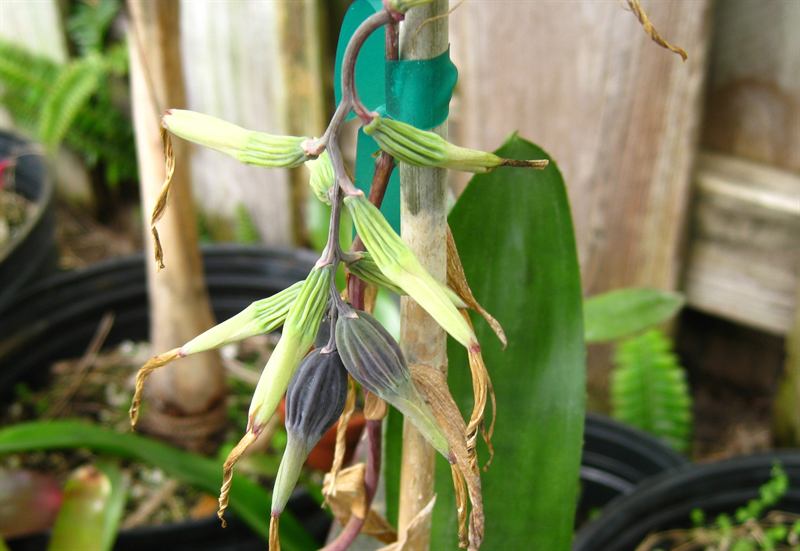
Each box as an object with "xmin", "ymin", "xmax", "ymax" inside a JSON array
[
  {"xmin": 0, "ymin": 245, "xmax": 327, "ymax": 550},
  {"xmin": 0, "ymin": 131, "xmax": 55, "ymax": 314},
  {"xmin": 574, "ymin": 451, "xmax": 800, "ymax": 551},
  {"xmin": 577, "ymin": 413, "xmax": 688, "ymax": 526}
]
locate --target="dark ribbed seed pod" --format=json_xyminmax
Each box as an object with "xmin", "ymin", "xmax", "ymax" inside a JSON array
[
  {"xmin": 271, "ymin": 348, "xmax": 347, "ymax": 515},
  {"xmin": 334, "ymin": 309, "xmax": 408, "ymax": 397},
  {"xmin": 335, "ymin": 307, "xmax": 451, "ymax": 460},
  {"xmin": 284, "ymin": 348, "xmax": 348, "ymax": 441}
]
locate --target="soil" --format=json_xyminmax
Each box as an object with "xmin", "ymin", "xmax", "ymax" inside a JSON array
[
  {"xmin": 636, "ymin": 511, "xmax": 800, "ymax": 550},
  {"xmin": 0, "ymin": 187, "xmax": 36, "ymax": 254},
  {"xmin": 0, "ymin": 332, "xmax": 291, "ymax": 534}
]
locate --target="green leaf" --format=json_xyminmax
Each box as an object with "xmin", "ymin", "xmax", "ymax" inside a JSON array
[
  {"xmin": 583, "ymin": 288, "xmax": 684, "ymax": 343},
  {"xmin": 0, "ymin": 421, "xmax": 316, "ymax": 550},
  {"xmin": 432, "ymin": 135, "xmax": 586, "ymax": 549}
]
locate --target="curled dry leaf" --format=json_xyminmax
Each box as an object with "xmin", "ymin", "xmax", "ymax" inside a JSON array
[
  {"xmin": 626, "ymin": 0, "xmax": 688, "ymax": 61},
  {"xmin": 324, "ymin": 376, "xmax": 356, "ymax": 501},
  {"xmin": 410, "ymin": 364, "xmax": 484, "ymax": 550},
  {"xmin": 446, "ymin": 227, "xmax": 506, "ymax": 348},
  {"xmin": 377, "ymin": 495, "xmax": 437, "ymax": 551},
  {"xmin": 322, "ymin": 463, "xmax": 397, "ymax": 544}
]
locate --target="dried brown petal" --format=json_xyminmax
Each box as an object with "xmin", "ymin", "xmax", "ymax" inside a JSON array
[
  {"xmin": 322, "ymin": 463, "xmax": 397, "ymax": 544},
  {"xmin": 626, "ymin": 0, "xmax": 688, "ymax": 61},
  {"xmin": 451, "ymin": 465, "xmax": 469, "ymax": 549},
  {"xmin": 325, "ymin": 376, "xmax": 356, "ymax": 500},
  {"xmin": 377, "ymin": 496, "xmax": 436, "ymax": 551},
  {"xmin": 364, "ymin": 392, "xmax": 388, "ymax": 421},
  {"xmin": 465, "ymin": 326, "xmax": 496, "ymax": 470},
  {"xmin": 446, "ymin": 227, "xmax": 506, "ymax": 348},
  {"xmin": 217, "ymin": 431, "xmax": 257, "ymax": 527},
  {"xmin": 410, "ymin": 364, "xmax": 484, "ymax": 550},
  {"xmin": 269, "ymin": 514, "xmax": 280, "ymax": 551},
  {"xmin": 150, "ymin": 127, "xmax": 175, "ymax": 270},
  {"xmin": 129, "ymin": 347, "xmax": 182, "ymax": 429}
]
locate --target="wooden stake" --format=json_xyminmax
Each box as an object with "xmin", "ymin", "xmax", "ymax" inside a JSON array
[
  {"xmin": 397, "ymin": 2, "xmax": 449, "ymax": 547},
  {"xmin": 127, "ymin": 0, "xmax": 226, "ymax": 449}
]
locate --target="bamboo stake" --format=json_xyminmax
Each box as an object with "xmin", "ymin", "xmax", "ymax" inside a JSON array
[
  {"xmin": 127, "ymin": 0, "xmax": 226, "ymax": 450},
  {"xmin": 397, "ymin": 1, "xmax": 449, "ymax": 546}
]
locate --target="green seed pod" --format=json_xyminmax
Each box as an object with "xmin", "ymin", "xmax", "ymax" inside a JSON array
[
  {"xmin": 181, "ymin": 281, "xmax": 303, "ymax": 356},
  {"xmin": 305, "ymin": 150, "xmax": 334, "ymax": 205},
  {"xmin": 347, "ymin": 252, "xmax": 467, "ymax": 308},
  {"xmin": 247, "ymin": 266, "xmax": 332, "ymax": 432},
  {"xmin": 346, "ymin": 252, "xmax": 405, "ymax": 295},
  {"xmin": 271, "ymin": 348, "xmax": 347, "ymax": 515},
  {"xmin": 163, "ymin": 109, "xmax": 310, "ymax": 168},
  {"xmin": 345, "ymin": 194, "xmax": 476, "ymax": 348},
  {"xmin": 335, "ymin": 307, "xmax": 451, "ymax": 460},
  {"xmin": 363, "ymin": 115, "xmax": 548, "ymax": 173}
]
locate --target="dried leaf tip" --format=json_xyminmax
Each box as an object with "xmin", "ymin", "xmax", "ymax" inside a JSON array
[{"xmin": 626, "ymin": 0, "xmax": 688, "ymax": 61}]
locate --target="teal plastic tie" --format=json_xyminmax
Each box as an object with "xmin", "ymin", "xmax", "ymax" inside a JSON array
[{"xmin": 333, "ymin": 0, "xmax": 458, "ymax": 231}]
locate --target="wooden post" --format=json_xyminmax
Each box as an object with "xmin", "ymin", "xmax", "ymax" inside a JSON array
[
  {"xmin": 397, "ymin": 1, "xmax": 449, "ymax": 545},
  {"xmin": 127, "ymin": 0, "xmax": 226, "ymax": 450}
]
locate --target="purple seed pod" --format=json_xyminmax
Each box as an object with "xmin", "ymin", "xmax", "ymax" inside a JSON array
[
  {"xmin": 271, "ymin": 348, "xmax": 347, "ymax": 515},
  {"xmin": 285, "ymin": 348, "xmax": 348, "ymax": 442},
  {"xmin": 335, "ymin": 308, "xmax": 451, "ymax": 459},
  {"xmin": 334, "ymin": 309, "xmax": 407, "ymax": 397}
]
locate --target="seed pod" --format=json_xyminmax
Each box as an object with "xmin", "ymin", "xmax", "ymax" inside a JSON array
[
  {"xmin": 248, "ymin": 266, "xmax": 332, "ymax": 432},
  {"xmin": 346, "ymin": 252, "xmax": 404, "ymax": 296},
  {"xmin": 335, "ymin": 307, "xmax": 451, "ymax": 460},
  {"xmin": 363, "ymin": 115, "xmax": 548, "ymax": 173},
  {"xmin": 129, "ymin": 281, "xmax": 305, "ymax": 428},
  {"xmin": 163, "ymin": 109, "xmax": 310, "ymax": 169},
  {"xmin": 181, "ymin": 280, "xmax": 303, "ymax": 356},
  {"xmin": 345, "ymin": 194, "xmax": 476, "ymax": 348},
  {"xmin": 271, "ymin": 348, "xmax": 348, "ymax": 515},
  {"xmin": 305, "ymin": 151, "xmax": 334, "ymax": 205},
  {"xmin": 347, "ymin": 252, "xmax": 467, "ymax": 308}
]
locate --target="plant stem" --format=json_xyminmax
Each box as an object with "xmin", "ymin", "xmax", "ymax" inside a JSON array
[
  {"xmin": 397, "ymin": 1, "xmax": 449, "ymax": 545},
  {"xmin": 306, "ymin": 10, "xmax": 391, "ymax": 157},
  {"xmin": 323, "ymin": 10, "xmax": 400, "ymax": 551}
]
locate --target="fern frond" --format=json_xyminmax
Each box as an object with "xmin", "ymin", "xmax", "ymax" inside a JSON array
[
  {"xmin": 611, "ymin": 329, "xmax": 693, "ymax": 452},
  {"xmin": 38, "ymin": 55, "xmax": 106, "ymax": 150},
  {"xmin": 0, "ymin": 39, "xmax": 136, "ymax": 185},
  {"xmin": 67, "ymin": 0, "xmax": 121, "ymax": 55}
]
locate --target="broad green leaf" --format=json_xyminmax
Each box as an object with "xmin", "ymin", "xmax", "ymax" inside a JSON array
[
  {"xmin": 584, "ymin": 288, "xmax": 684, "ymax": 343},
  {"xmin": 47, "ymin": 463, "xmax": 126, "ymax": 551},
  {"xmin": 0, "ymin": 421, "xmax": 316, "ymax": 550},
  {"xmin": 432, "ymin": 135, "xmax": 586, "ymax": 550}
]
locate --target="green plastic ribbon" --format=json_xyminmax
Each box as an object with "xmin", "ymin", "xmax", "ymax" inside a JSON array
[{"xmin": 334, "ymin": 0, "xmax": 458, "ymax": 231}]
